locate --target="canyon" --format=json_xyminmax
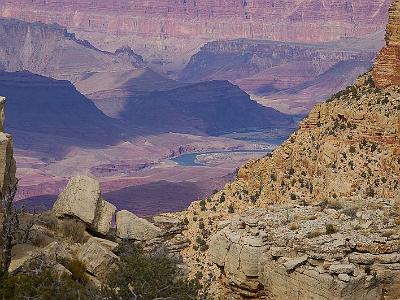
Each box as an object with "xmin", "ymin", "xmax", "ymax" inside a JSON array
[
  {"xmin": 0, "ymin": 3, "xmax": 390, "ymax": 115},
  {"xmin": 0, "ymin": 71, "xmax": 290, "ymax": 214},
  {"xmin": 180, "ymin": 36, "xmax": 381, "ymax": 114}
]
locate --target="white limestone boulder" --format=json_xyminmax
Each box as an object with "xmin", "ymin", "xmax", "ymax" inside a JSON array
[{"xmin": 116, "ymin": 210, "xmax": 163, "ymax": 241}]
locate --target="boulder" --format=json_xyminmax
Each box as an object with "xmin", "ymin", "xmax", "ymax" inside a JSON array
[
  {"xmin": 93, "ymin": 197, "xmax": 117, "ymax": 235},
  {"xmin": 283, "ymin": 255, "xmax": 309, "ymax": 272},
  {"xmin": 329, "ymin": 264, "xmax": 355, "ymax": 275},
  {"xmin": 88, "ymin": 237, "xmax": 119, "ymax": 252},
  {"xmin": 78, "ymin": 238, "xmax": 119, "ymax": 280},
  {"xmin": 53, "ymin": 176, "xmax": 116, "ymax": 235},
  {"xmin": 209, "ymin": 231, "xmax": 231, "ymax": 267},
  {"xmin": 116, "ymin": 210, "xmax": 163, "ymax": 241}
]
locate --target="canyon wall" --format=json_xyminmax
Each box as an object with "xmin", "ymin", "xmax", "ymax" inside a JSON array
[
  {"xmin": 0, "ymin": 18, "xmax": 144, "ymax": 84},
  {"xmin": 180, "ymin": 37, "xmax": 380, "ymax": 113},
  {"xmin": 0, "ymin": 0, "xmax": 391, "ymax": 70},
  {"xmin": 373, "ymin": 0, "xmax": 400, "ymax": 87}
]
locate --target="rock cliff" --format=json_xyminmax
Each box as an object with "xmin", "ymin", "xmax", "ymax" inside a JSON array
[
  {"xmin": 373, "ymin": 0, "xmax": 400, "ymax": 87},
  {"xmin": 0, "ymin": 0, "xmax": 391, "ymax": 71},
  {"xmin": 0, "ymin": 96, "xmax": 16, "ymax": 196}
]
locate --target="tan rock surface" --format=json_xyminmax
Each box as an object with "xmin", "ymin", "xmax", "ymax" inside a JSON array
[
  {"xmin": 78, "ymin": 238, "xmax": 119, "ymax": 280},
  {"xmin": 52, "ymin": 175, "xmax": 116, "ymax": 235},
  {"xmin": 116, "ymin": 210, "xmax": 163, "ymax": 241},
  {"xmin": 53, "ymin": 175, "xmax": 100, "ymax": 224}
]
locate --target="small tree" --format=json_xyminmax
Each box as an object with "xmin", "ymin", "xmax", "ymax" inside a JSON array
[{"xmin": 1, "ymin": 179, "xmax": 19, "ymax": 272}]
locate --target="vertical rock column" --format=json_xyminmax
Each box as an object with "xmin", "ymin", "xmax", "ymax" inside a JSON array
[
  {"xmin": 0, "ymin": 96, "xmax": 17, "ymax": 197},
  {"xmin": 373, "ymin": 0, "xmax": 400, "ymax": 88}
]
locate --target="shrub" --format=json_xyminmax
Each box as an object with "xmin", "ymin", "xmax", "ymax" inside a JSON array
[
  {"xmin": 38, "ymin": 211, "xmax": 58, "ymax": 231},
  {"xmin": 366, "ymin": 187, "xmax": 375, "ymax": 198},
  {"xmin": 198, "ymin": 221, "xmax": 205, "ymax": 230},
  {"xmin": 306, "ymin": 230, "xmax": 322, "ymax": 239},
  {"xmin": 30, "ymin": 231, "xmax": 53, "ymax": 247},
  {"xmin": 325, "ymin": 224, "xmax": 337, "ymax": 235},
  {"xmin": 349, "ymin": 146, "xmax": 356, "ymax": 154},
  {"xmin": 101, "ymin": 243, "xmax": 200, "ymax": 299},
  {"xmin": 228, "ymin": 204, "xmax": 235, "ymax": 214},
  {"xmin": 59, "ymin": 219, "xmax": 87, "ymax": 243},
  {"xmin": 0, "ymin": 263, "xmax": 96, "ymax": 299},
  {"xmin": 327, "ymin": 199, "xmax": 342, "ymax": 210},
  {"xmin": 219, "ymin": 193, "xmax": 226, "ymax": 203},
  {"xmin": 67, "ymin": 258, "xmax": 88, "ymax": 284},
  {"xmin": 342, "ymin": 207, "xmax": 357, "ymax": 220}
]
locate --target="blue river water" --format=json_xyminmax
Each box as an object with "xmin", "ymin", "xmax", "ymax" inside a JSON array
[{"xmin": 171, "ymin": 149, "xmax": 272, "ymax": 167}]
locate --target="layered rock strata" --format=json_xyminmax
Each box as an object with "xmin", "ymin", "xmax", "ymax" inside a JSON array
[
  {"xmin": 209, "ymin": 198, "xmax": 400, "ymax": 299},
  {"xmin": 0, "ymin": 0, "xmax": 391, "ymax": 70},
  {"xmin": 373, "ymin": 0, "xmax": 400, "ymax": 87}
]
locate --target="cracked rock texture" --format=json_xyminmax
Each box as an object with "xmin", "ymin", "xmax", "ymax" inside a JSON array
[{"xmin": 53, "ymin": 175, "xmax": 116, "ymax": 235}]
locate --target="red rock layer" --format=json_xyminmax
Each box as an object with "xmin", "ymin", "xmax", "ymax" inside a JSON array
[
  {"xmin": 373, "ymin": 0, "xmax": 400, "ymax": 87},
  {"xmin": 0, "ymin": 0, "xmax": 391, "ymax": 42}
]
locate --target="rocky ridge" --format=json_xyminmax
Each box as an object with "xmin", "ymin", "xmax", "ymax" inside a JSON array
[
  {"xmin": 0, "ymin": 18, "xmax": 144, "ymax": 83},
  {"xmin": 172, "ymin": 73, "xmax": 400, "ymax": 300},
  {"xmin": 180, "ymin": 37, "xmax": 381, "ymax": 114}
]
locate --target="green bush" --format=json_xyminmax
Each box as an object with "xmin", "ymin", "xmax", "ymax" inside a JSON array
[
  {"xmin": 0, "ymin": 264, "xmax": 96, "ymax": 299},
  {"xmin": 59, "ymin": 219, "xmax": 87, "ymax": 243},
  {"xmin": 325, "ymin": 224, "xmax": 337, "ymax": 235},
  {"xmin": 101, "ymin": 243, "xmax": 201, "ymax": 299}
]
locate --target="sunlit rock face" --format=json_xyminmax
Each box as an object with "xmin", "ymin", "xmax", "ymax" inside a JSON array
[
  {"xmin": 373, "ymin": 0, "xmax": 400, "ymax": 88},
  {"xmin": 0, "ymin": 0, "xmax": 391, "ymax": 71}
]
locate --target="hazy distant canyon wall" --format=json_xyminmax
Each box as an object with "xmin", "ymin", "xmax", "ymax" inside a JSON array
[{"xmin": 0, "ymin": 0, "xmax": 392, "ymax": 70}]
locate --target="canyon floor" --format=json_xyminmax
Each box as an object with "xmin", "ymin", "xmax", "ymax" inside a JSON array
[{"xmin": 15, "ymin": 127, "xmax": 295, "ymax": 215}]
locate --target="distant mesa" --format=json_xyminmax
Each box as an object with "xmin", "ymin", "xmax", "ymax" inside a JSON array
[
  {"xmin": 0, "ymin": 71, "xmax": 123, "ymax": 149},
  {"xmin": 117, "ymin": 80, "xmax": 294, "ymax": 135}
]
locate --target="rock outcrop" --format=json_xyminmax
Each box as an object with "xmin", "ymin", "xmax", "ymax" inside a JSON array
[
  {"xmin": 53, "ymin": 176, "xmax": 116, "ymax": 235},
  {"xmin": 116, "ymin": 210, "xmax": 163, "ymax": 241},
  {"xmin": 0, "ymin": 96, "xmax": 16, "ymax": 196},
  {"xmin": 208, "ymin": 198, "xmax": 400, "ymax": 299},
  {"xmin": 78, "ymin": 237, "xmax": 119, "ymax": 280},
  {"xmin": 373, "ymin": 0, "xmax": 400, "ymax": 87}
]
